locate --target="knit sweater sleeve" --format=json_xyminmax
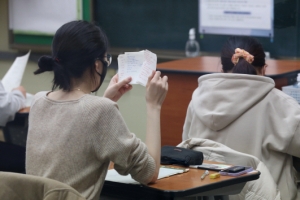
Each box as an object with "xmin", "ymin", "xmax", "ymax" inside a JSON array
[{"xmin": 87, "ymin": 98, "xmax": 156, "ymax": 185}]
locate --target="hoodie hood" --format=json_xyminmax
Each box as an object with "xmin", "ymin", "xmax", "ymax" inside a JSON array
[{"xmin": 192, "ymin": 73, "xmax": 275, "ymax": 131}]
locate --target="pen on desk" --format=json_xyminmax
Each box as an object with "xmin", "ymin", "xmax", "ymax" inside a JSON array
[{"xmin": 201, "ymin": 170, "xmax": 209, "ymax": 180}]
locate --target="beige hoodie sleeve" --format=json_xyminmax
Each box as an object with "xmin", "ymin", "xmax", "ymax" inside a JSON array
[{"xmin": 182, "ymin": 101, "xmax": 194, "ymax": 141}]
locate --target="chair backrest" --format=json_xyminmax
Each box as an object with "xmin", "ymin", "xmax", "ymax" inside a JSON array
[
  {"xmin": 0, "ymin": 172, "xmax": 86, "ymax": 200},
  {"xmin": 0, "ymin": 141, "xmax": 25, "ymax": 173},
  {"xmin": 177, "ymin": 138, "xmax": 281, "ymax": 200},
  {"xmin": 0, "ymin": 113, "xmax": 28, "ymax": 173}
]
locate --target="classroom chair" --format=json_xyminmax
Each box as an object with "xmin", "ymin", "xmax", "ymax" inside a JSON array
[
  {"xmin": 0, "ymin": 113, "xmax": 28, "ymax": 173},
  {"xmin": 0, "ymin": 141, "xmax": 25, "ymax": 173},
  {"xmin": 177, "ymin": 138, "xmax": 281, "ymax": 200},
  {"xmin": 0, "ymin": 172, "xmax": 86, "ymax": 200},
  {"xmin": 2, "ymin": 112, "xmax": 29, "ymax": 147}
]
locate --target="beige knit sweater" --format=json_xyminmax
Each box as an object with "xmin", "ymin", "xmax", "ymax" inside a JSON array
[{"xmin": 26, "ymin": 92, "xmax": 155, "ymax": 200}]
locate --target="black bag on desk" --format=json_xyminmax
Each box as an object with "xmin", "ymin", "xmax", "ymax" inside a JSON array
[{"xmin": 161, "ymin": 146, "xmax": 203, "ymax": 166}]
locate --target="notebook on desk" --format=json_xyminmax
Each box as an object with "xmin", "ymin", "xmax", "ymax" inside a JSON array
[{"xmin": 105, "ymin": 166, "xmax": 189, "ymax": 184}]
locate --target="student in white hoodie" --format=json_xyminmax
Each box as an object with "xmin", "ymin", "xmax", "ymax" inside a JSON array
[{"xmin": 182, "ymin": 36, "xmax": 300, "ymax": 200}]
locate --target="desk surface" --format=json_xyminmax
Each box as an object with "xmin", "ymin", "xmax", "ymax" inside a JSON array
[
  {"xmin": 102, "ymin": 164, "xmax": 260, "ymax": 199},
  {"xmin": 157, "ymin": 56, "xmax": 300, "ymax": 78}
]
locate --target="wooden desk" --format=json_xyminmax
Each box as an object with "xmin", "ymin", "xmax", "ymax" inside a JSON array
[
  {"xmin": 101, "ymin": 165, "xmax": 260, "ymax": 200},
  {"xmin": 157, "ymin": 56, "xmax": 300, "ymax": 146}
]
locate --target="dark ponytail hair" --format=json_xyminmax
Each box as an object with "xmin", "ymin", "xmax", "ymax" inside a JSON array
[
  {"xmin": 34, "ymin": 20, "xmax": 108, "ymax": 91},
  {"xmin": 232, "ymin": 59, "xmax": 257, "ymax": 75},
  {"xmin": 221, "ymin": 36, "xmax": 265, "ymax": 75}
]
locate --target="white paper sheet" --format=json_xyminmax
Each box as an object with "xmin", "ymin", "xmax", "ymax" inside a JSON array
[
  {"xmin": 117, "ymin": 54, "xmax": 126, "ymax": 82},
  {"xmin": 118, "ymin": 50, "xmax": 157, "ymax": 87},
  {"xmin": 124, "ymin": 51, "xmax": 145, "ymax": 84},
  {"xmin": 1, "ymin": 51, "xmax": 33, "ymax": 107},
  {"xmin": 137, "ymin": 50, "xmax": 157, "ymax": 86},
  {"xmin": 2, "ymin": 51, "xmax": 31, "ymax": 92},
  {"xmin": 105, "ymin": 167, "xmax": 188, "ymax": 184},
  {"xmin": 25, "ymin": 93, "xmax": 34, "ymax": 107}
]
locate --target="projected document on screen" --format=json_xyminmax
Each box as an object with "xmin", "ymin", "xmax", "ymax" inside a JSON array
[{"xmin": 199, "ymin": 0, "xmax": 273, "ymax": 37}]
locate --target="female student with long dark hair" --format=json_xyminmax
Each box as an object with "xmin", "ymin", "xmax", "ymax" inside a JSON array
[{"xmin": 26, "ymin": 20, "xmax": 168, "ymax": 200}]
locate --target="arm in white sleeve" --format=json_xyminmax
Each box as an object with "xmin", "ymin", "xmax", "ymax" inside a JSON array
[{"xmin": 0, "ymin": 82, "xmax": 26, "ymax": 126}]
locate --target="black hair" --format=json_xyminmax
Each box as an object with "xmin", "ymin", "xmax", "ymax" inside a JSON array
[
  {"xmin": 34, "ymin": 20, "xmax": 109, "ymax": 91},
  {"xmin": 220, "ymin": 36, "xmax": 266, "ymax": 75}
]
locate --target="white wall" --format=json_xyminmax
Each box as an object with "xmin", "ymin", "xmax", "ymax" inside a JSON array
[{"xmin": 0, "ymin": 0, "xmax": 16, "ymax": 53}]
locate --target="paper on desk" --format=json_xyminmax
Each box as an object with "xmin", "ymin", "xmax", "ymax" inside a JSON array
[
  {"xmin": 118, "ymin": 50, "xmax": 157, "ymax": 87},
  {"xmin": 25, "ymin": 93, "xmax": 34, "ymax": 107},
  {"xmin": 105, "ymin": 167, "xmax": 186, "ymax": 184}
]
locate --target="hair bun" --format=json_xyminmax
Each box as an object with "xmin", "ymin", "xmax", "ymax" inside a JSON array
[
  {"xmin": 38, "ymin": 56, "xmax": 54, "ymax": 71},
  {"xmin": 34, "ymin": 56, "xmax": 54, "ymax": 74}
]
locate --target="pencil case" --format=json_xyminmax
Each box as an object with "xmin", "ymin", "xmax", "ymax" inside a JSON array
[{"xmin": 161, "ymin": 146, "xmax": 203, "ymax": 166}]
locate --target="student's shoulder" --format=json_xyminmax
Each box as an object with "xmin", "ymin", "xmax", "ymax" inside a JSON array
[
  {"xmin": 82, "ymin": 95, "xmax": 118, "ymax": 110},
  {"xmin": 34, "ymin": 91, "xmax": 48, "ymax": 98},
  {"xmin": 81, "ymin": 96, "xmax": 120, "ymax": 121},
  {"xmin": 32, "ymin": 91, "xmax": 48, "ymax": 103},
  {"xmin": 271, "ymin": 88, "xmax": 300, "ymax": 109}
]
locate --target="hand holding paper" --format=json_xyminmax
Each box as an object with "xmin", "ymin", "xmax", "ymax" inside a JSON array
[
  {"xmin": 12, "ymin": 86, "xmax": 26, "ymax": 98},
  {"xmin": 104, "ymin": 74, "xmax": 133, "ymax": 102},
  {"xmin": 146, "ymin": 71, "xmax": 168, "ymax": 109},
  {"xmin": 118, "ymin": 50, "xmax": 157, "ymax": 87}
]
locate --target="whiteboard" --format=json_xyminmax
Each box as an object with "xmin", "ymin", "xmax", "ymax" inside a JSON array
[
  {"xmin": 199, "ymin": 0, "xmax": 274, "ymax": 38},
  {"xmin": 9, "ymin": 0, "xmax": 82, "ymax": 35}
]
